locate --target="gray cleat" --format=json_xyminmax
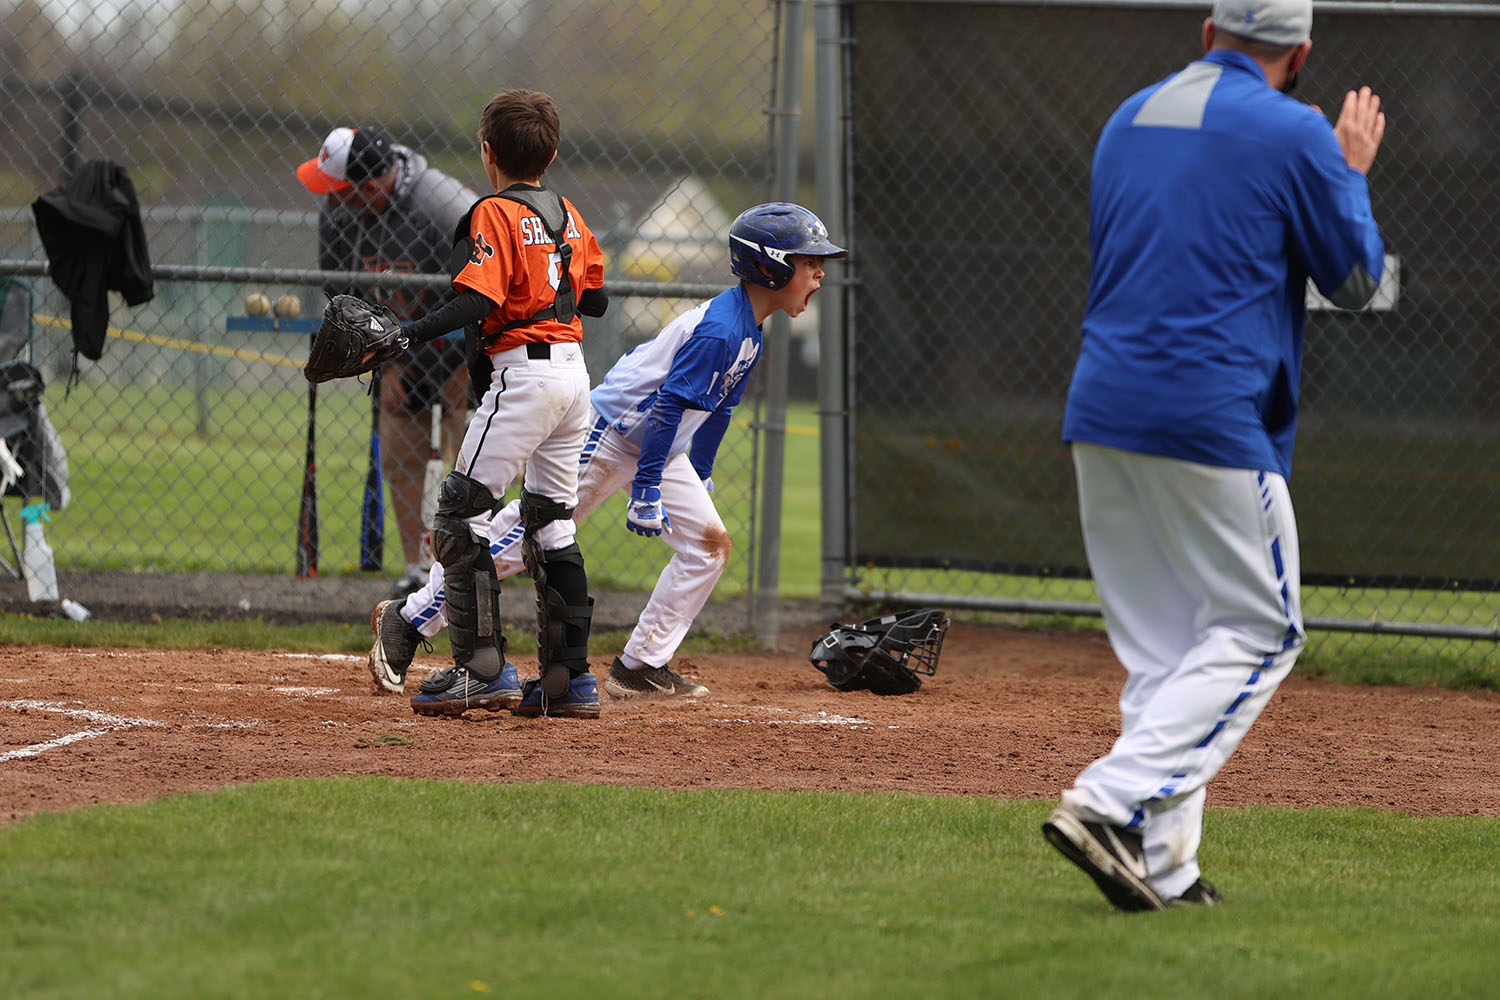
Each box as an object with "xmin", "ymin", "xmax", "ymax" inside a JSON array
[{"xmin": 410, "ymin": 663, "xmax": 523, "ymax": 717}]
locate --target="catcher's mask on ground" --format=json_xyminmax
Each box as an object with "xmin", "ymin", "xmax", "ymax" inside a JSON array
[{"xmin": 809, "ymin": 608, "xmax": 949, "ymax": 696}]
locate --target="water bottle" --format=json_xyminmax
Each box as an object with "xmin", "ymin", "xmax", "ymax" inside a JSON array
[{"xmin": 20, "ymin": 502, "xmax": 58, "ymax": 603}]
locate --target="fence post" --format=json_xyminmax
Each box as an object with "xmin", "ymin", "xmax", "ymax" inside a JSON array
[
  {"xmin": 752, "ymin": 0, "xmax": 807, "ymax": 649},
  {"xmin": 595, "ymin": 207, "xmax": 634, "ymax": 378},
  {"xmin": 813, "ymin": 0, "xmax": 848, "ymax": 613}
]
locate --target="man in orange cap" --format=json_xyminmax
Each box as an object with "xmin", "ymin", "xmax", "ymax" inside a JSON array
[{"xmin": 297, "ymin": 126, "xmax": 478, "ymax": 596}]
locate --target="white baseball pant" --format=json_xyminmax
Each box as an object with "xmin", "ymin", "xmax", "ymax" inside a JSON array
[
  {"xmin": 403, "ymin": 411, "xmax": 732, "ymax": 669},
  {"xmin": 1064, "ymin": 442, "xmax": 1305, "ymax": 899},
  {"xmin": 454, "ymin": 342, "xmax": 591, "ymax": 549}
]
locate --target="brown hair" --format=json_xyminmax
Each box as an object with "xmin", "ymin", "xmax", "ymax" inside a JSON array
[{"xmin": 478, "ymin": 89, "xmax": 561, "ymax": 181}]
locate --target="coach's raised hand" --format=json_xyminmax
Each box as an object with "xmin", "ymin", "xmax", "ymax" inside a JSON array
[{"xmin": 1335, "ymin": 85, "xmax": 1386, "ymax": 176}]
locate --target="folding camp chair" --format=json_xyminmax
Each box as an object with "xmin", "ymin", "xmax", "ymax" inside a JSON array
[{"xmin": 0, "ymin": 277, "xmax": 37, "ymax": 578}]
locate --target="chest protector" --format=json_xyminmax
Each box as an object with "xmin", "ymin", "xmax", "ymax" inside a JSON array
[{"xmin": 448, "ymin": 185, "xmax": 578, "ymax": 397}]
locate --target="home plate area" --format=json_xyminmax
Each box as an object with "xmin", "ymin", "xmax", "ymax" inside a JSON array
[{"xmin": 2, "ymin": 622, "xmax": 1497, "ymax": 824}]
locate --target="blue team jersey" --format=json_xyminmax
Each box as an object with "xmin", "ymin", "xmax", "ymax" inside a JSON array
[
  {"xmin": 1062, "ymin": 50, "xmax": 1385, "ymax": 479},
  {"xmin": 590, "ymin": 283, "xmax": 762, "ymax": 456}
]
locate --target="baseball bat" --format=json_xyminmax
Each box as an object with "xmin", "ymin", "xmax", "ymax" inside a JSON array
[
  {"xmin": 418, "ymin": 400, "xmax": 443, "ymax": 568},
  {"xmin": 359, "ymin": 369, "xmax": 385, "ymax": 570},
  {"xmin": 295, "ymin": 381, "xmax": 319, "ymax": 578}
]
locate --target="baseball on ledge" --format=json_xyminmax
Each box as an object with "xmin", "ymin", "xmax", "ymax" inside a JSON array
[
  {"xmin": 274, "ymin": 294, "xmax": 302, "ymax": 318},
  {"xmin": 243, "ymin": 292, "xmax": 271, "ymax": 317}
]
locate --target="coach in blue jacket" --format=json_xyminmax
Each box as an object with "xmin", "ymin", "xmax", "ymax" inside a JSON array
[{"xmin": 1044, "ymin": 0, "xmax": 1387, "ymax": 911}]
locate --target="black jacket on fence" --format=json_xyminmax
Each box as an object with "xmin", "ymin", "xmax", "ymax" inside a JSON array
[{"xmin": 32, "ymin": 159, "xmax": 155, "ymax": 383}]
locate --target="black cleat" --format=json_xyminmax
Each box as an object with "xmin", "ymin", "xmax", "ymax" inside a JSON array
[
  {"xmin": 1171, "ymin": 878, "xmax": 1224, "ymax": 906},
  {"xmin": 1042, "ymin": 803, "xmax": 1166, "ymax": 912},
  {"xmin": 368, "ymin": 599, "xmax": 428, "ymax": 695}
]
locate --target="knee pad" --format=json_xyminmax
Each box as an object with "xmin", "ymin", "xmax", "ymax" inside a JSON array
[{"xmin": 433, "ymin": 471, "xmax": 499, "ymax": 567}]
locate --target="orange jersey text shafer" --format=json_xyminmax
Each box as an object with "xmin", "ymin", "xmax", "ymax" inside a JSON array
[{"xmin": 452, "ymin": 192, "xmax": 605, "ymax": 354}]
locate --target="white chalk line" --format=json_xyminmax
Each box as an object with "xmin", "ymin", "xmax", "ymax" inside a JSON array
[
  {"xmin": 3, "ymin": 650, "xmax": 885, "ymax": 759},
  {"xmin": 623, "ymin": 704, "xmax": 890, "ymax": 730},
  {"xmin": 713, "ymin": 713, "xmax": 877, "ymax": 729},
  {"xmin": 275, "ymin": 653, "xmax": 366, "ymax": 664},
  {"xmin": 0, "ymin": 698, "xmax": 167, "ymax": 762},
  {"xmin": 0, "ymin": 727, "xmax": 117, "ymax": 761},
  {"xmin": 719, "ymin": 705, "xmax": 873, "ymax": 727},
  {"xmin": 1, "ymin": 699, "xmax": 166, "ymax": 729},
  {"xmin": 0, "ymin": 648, "xmax": 405, "ymax": 764},
  {"xmin": 0, "ymin": 698, "xmax": 260, "ymax": 763}
]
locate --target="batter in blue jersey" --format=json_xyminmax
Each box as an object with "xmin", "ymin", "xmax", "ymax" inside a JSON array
[
  {"xmin": 368, "ymin": 204, "xmax": 847, "ymax": 703},
  {"xmin": 1043, "ymin": 0, "xmax": 1388, "ymax": 912},
  {"xmin": 591, "ymin": 281, "xmax": 763, "ymax": 477}
]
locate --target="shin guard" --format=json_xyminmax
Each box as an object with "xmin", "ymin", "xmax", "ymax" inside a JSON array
[
  {"xmin": 433, "ymin": 471, "xmax": 505, "ymax": 679},
  {"xmin": 519, "ymin": 490, "xmax": 593, "ymax": 695}
]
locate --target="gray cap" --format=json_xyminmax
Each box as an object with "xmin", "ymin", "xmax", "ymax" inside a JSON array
[{"xmin": 1211, "ymin": 0, "xmax": 1312, "ymax": 45}]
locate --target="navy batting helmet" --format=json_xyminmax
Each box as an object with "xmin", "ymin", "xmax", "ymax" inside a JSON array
[{"xmin": 728, "ymin": 202, "xmax": 847, "ymax": 290}]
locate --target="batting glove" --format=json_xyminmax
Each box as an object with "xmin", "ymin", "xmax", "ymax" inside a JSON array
[
  {"xmin": 701, "ymin": 476, "xmax": 715, "ymax": 495},
  {"xmin": 626, "ymin": 484, "xmax": 672, "ymax": 537}
]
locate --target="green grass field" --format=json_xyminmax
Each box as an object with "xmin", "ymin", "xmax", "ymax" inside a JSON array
[
  {"xmin": 0, "ymin": 612, "xmax": 1493, "ymax": 995},
  {"xmin": 2, "ymin": 779, "xmax": 1495, "ymax": 999}
]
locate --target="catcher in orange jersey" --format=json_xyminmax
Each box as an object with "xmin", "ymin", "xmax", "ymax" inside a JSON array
[{"xmin": 388, "ymin": 89, "xmax": 608, "ymax": 720}]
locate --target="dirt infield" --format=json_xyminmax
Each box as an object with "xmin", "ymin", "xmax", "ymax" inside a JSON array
[{"xmin": 3, "ymin": 621, "xmax": 1498, "ymax": 825}]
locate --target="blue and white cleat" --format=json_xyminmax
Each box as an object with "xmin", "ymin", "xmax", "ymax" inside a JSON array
[
  {"xmin": 410, "ymin": 662, "xmax": 523, "ymax": 717},
  {"xmin": 511, "ymin": 671, "xmax": 601, "ymax": 719}
]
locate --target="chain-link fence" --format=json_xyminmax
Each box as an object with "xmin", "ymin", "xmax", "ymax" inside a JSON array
[
  {"xmin": 829, "ymin": 0, "xmax": 1500, "ymax": 662},
  {"xmin": 8, "ymin": 0, "xmax": 1496, "ymax": 662},
  {"xmin": 0, "ymin": 0, "xmax": 820, "ymax": 627}
]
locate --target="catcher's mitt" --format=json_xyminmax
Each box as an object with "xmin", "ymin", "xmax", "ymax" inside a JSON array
[
  {"xmin": 303, "ymin": 294, "xmax": 408, "ymax": 384},
  {"xmin": 809, "ymin": 608, "xmax": 949, "ymax": 695}
]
